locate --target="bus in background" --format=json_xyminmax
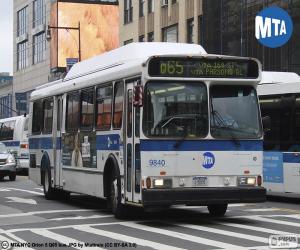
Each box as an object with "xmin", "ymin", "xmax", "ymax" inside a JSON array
[
  {"xmin": 258, "ymin": 71, "xmax": 300, "ymax": 196},
  {"xmin": 0, "ymin": 115, "xmax": 30, "ymax": 173},
  {"xmin": 29, "ymin": 43, "xmax": 265, "ymax": 218}
]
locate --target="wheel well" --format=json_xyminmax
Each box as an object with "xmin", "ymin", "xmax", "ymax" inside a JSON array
[{"xmin": 103, "ymin": 155, "xmax": 119, "ymax": 197}]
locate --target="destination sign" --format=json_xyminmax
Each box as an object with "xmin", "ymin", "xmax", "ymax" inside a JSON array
[{"xmin": 148, "ymin": 57, "xmax": 259, "ymax": 79}]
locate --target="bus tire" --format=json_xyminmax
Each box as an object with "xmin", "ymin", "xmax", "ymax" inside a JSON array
[
  {"xmin": 109, "ymin": 167, "xmax": 127, "ymax": 219},
  {"xmin": 207, "ymin": 204, "xmax": 228, "ymax": 217},
  {"xmin": 42, "ymin": 169, "xmax": 55, "ymax": 200},
  {"xmin": 9, "ymin": 173, "xmax": 16, "ymax": 181}
]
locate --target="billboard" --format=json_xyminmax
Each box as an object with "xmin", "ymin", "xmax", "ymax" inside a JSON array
[{"xmin": 50, "ymin": 1, "xmax": 119, "ymax": 68}]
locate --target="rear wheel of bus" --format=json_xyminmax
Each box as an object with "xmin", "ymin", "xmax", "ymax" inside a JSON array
[
  {"xmin": 207, "ymin": 204, "xmax": 228, "ymax": 217},
  {"xmin": 108, "ymin": 167, "xmax": 127, "ymax": 219},
  {"xmin": 42, "ymin": 169, "xmax": 56, "ymax": 200}
]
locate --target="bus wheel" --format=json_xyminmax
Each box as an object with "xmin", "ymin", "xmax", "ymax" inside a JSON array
[
  {"xmin": 207, "ymin": 204, "xmax": 228, "ymax": 217},
  {"xmin": 109, "ymin": 169, "xmax": 127, "ymax": 219},
  {"xmin": 42, "ymin": 170, "xmax": 55, "ymax": 200},
  {"xmin": 9, "ymin": 173, "xmax": 16, "ymax": 181}
]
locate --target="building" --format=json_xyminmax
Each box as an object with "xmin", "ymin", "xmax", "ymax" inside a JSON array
[
  {"xmin": 0, "ymin": 73, "xmax": 13, "ymax": 119},
  {"xmin": 119, "ymin": 0, "xmax": 202, "ymax": 44},
  {"xmin": 119, "ymin": 0, "xmax": 300, "ymax": 75},
  {"xmin": 201, "ymin": 0, "xmax": 300, "ymax": 74},
  {"xmin": 13, "ymin": 0, "xmax": 119, "ymax": 115}
]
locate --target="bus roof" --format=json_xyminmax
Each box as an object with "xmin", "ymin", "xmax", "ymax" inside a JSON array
[
  {"xmin": 65, "ymin": 42, "xmax": 207, "ymax": 80},
  {"xmin": 260, "ymin": 71, "xmax": 300, "ymax": 84},
  {"xmin": 0, "ymin": 115, "xmax": 27, "ymax": 123},
  {"xmin": 31, "ymin": 43, "xmax": 208, "ymax": 100}
]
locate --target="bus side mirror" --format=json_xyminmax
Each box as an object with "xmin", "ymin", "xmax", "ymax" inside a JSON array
[
  {"xmin": 133, "ymin": 85, "xmax": 143, "ymax": 107},
  {"xmin": 262, "ymin": 116, "xmax": 271, "ymax": 133}
]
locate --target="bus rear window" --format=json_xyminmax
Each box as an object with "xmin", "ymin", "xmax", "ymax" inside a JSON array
[{"xmin": 0, "ymin": 121, "xmax": 15, "ymax": 141}]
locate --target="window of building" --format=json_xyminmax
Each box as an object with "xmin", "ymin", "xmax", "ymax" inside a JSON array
[
  {"xmin": 113, "ymin": 82, "xmax": 124, "ymax": 129},
  {"xmin": 162, "ymin": 25, "xmax": 178, "ymax": 43},
  {"xmin": 139, "ymin": 35, "xmax": 145, "ymax": 42},
  {"xmin": 81, "ymin": 88, "xmax": 94, "ymax": 130},
  {"xmin": 124, "ymin": 39, "xmax": 133, "ymax": 45},
  {"xmin": 148, "ymin": 0, "xmax": 154, "ymax": 13},
  {"xmin": 33, "ymin": 32, "xmax": 46, "ymax": 64},
  {"xmin": 198, "ymin": 15, "xmax": 204, "ymax": 45},
  {"xmin": 66, "ymin": 91, "xmax": 80, "ymax": 131},
  {"xmin": 161, "ymin": 0, "xmax": 168, "ymax": 7},
  {"xmin": 32, "ymin": 100, "xmax": 43, "ymax": 134},
  {"xmin": 187, "ymin": 18, "xmax": 194, "ymax": 44},
  {"xmin": 17, "ymin": 41, "xmax": 28, "ymax": 70},
  {"xmin": 43, "ymin": 98, "xmax": 53, "ymax": 134},
  {"xmin": 124, "ymin": 0, "xmax": 133, "ymax": 24},
  {"xmin": 33, "ymin": 0, "xmax": 45, "ymax": 28},
  {"xmin": 17, "ymin": 7, "xmax": 27, "ymax": 36},
  {"xmin": 148, "ymin": 32, "xmax": 154, "ymax": 42},
  {"xmin": 172, "ymin": 0, "xmax": 177, "ymax": 4},
  {"xmin": 139, "ymin": 0, "xmax": 145, "ymax": 17},
  {"xmin": 96, "ymin": 85, "xmax": 112, "ymax": 130}
]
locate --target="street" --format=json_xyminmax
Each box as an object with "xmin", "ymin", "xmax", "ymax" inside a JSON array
[{"xmin": 0, "ymin": 176, "xmax": 299, "ymax": 250}]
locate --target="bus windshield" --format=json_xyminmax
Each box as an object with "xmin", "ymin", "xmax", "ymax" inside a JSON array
[
  {"xmin": 210, "ymin": 85, "xmax": 261, "ymax": 139},
  {"xmin": 143, "ymin": 82, "xmax": 208, "ymax": 138}
]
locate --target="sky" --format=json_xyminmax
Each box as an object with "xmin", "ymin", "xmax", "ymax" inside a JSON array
[{"xmin": 0, "ymin": 0, "xmax": 13, "ymax": 75}]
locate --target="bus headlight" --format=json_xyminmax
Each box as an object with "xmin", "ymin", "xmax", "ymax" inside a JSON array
[
  {"xmin": 153, "ymin": 178, "xmax": 172, "ymax": 188},
  {"xmin": 238, "ymin": 177, "xmax": 256, "ymax": 186}
]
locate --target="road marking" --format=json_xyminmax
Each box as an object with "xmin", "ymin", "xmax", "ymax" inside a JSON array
[
  {"xmin": 121, "ymin": 221, "xmax": 246, "ymax": 250},
  {"xmin": 74, "ymin": 225, "xmax": 185, "ymax": 250},
  {"xmin": 238, "ymin": 215, "xmax": 300, "ymax": 228},
  {"xmin": 179, "ymin": 223, "xmax": 267, "ymax": 244},
  {"xmin": 0, "ymin": 232, "xmax": 35, "ymax": 250},
  {"xmin": 0, "ymin": 188, "xmax": 11, "ymax": 192},
  {"xmin": 5, "ymin": 188, "xmax": 43, "ymax": 196},
  {"xmin": 243, "ymin": 208, "xmax": 280, "ymax": 212},
  {"xmin": 34, "ymin": 188, "xmax": 43, "ymax": 191},
  {"xmin": 0, "ymin": 209, "xmax": 97, "ymax": 218},
  {"xmin": 31, "ymin": 229, "xmax": 105, "ymax": 250},
  {"xmin": 49, "ymin": 215, "xmax": 113, "ymax": 221},
  {"xmin": 217, "ymin": 221, "xmax": 300, "ymax": 238},
  {"xmin": 6, "ymin": 222, "xmax": 121, "ymax": 233},
  {"xmin": 5, "ymin": 197, "xmax": 37, "ymax": 205}
]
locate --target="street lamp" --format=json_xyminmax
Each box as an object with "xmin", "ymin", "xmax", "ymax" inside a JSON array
[{"xmin": 46, "ymin": 22, "xmax": 81, "ymax": 62}]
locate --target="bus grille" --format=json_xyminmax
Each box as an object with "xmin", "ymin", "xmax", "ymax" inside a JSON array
[{"xmin": 0, "ymin": 159, "xmax": 6, "ymax": 165}]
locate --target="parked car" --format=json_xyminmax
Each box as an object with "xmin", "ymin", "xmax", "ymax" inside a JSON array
[{"xmin": 0, "ymin": 142, "xmax": 16, "ymax": 181}]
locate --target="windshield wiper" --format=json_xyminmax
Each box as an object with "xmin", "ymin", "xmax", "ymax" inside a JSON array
[{"xmin": 174, "ymin": 127, "xmax": 189, "ymax": 149}]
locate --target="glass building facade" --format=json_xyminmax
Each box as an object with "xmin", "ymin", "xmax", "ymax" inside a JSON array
[{"xmin": 201, "ymin": 0, "xmax": 300, "ymax": 74}]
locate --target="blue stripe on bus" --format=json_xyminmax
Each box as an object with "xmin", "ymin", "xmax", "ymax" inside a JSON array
[
  {"xmin": 283, "ymin": 153, "xmax": 300, "ymax": 163},
  {"xmin": 1, "ymin": 140, "xmax": 20, "ymax": 147},
  {"xmin": 140, "ymin": 140, "xmax": 263, "ymax": 151},
  {"xmin": 29, "ymin": 135, "xmax": 121, "ymax": 151},
  {"xmin": 29, "ymin": 137, "xmax": 54, "ymax": 150}
]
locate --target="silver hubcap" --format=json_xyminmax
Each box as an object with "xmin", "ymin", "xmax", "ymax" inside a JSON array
[{"xmin": 112, "ymin": 179, "xmax": 118, "ymax": 211}]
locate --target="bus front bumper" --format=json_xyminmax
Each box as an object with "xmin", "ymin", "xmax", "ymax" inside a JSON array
[{"xmin": 142, "ymin": 187, "xmax": 266, "ymax": 206}]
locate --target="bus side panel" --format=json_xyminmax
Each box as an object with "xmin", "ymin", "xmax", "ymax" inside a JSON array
[
  {"xmin": 263, "ymin": 151, "xmax": 285, "ymax": 193},
  {"xmin": 283, "ymin": 153, "xmax": 300, "ymax": 194}
]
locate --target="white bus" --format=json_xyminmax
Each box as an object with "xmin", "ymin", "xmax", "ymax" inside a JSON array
[
  {"xmin": 258, "ymin": 71, "xmax": 300, "ymax": 196},
  {"xmin": 0, "ymin": 115, "xmax": 29, "ymax": 171},
  {"xmin": 29, "ymin": 43, "xmax": 266, "ymax": 218}
]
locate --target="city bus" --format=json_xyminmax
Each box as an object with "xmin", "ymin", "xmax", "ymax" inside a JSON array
[
  {"xmin": 28, "ymin": 43, "xmax": 266, "ymax": 218},
  {"xmin": 258, "ymin": 71, "xmax": 300, "ymax": 196},
  {"xmin": 0, "ymin": 115, "xmax": 29, "ymax": 172}
]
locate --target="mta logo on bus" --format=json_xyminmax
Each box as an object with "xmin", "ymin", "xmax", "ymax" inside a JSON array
[
  {"xmin": 255, "ymin": 6, "xmax": 293, "ymax": 48},
  {"xmin": 202, "ymin": 152, "xmax": 215, "ymax": 169}
]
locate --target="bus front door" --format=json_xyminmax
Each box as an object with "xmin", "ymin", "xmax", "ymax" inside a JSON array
[{"xmin": 125, "ymin": 79, "xmax": 141, "ymax": 204}]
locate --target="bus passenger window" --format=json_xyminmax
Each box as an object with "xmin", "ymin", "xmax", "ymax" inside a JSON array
[
  {"xmin": 66, "ymin": 92, "xmax": 80, "ymax": 131},
  {"xmin": 113, "ymin": 82, "xmax": 124, "ymax": 129},
  {"xmin": 32, "ymin": 101, "xmax": 43, "ymax": 134},
  {"xmin": 81, "ymin": 88, "xmax": 94, "ymax": 130},
  {"xmin": 43, "ymin": 99, "xmax": 53, "ymax": 134},
  {"xmin": 96, "ymin": 85, "xmax": 112, "ymax": 130}
]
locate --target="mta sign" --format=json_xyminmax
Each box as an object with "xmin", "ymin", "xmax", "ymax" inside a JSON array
[
  {"xmin": 202, "ymin": 152, "xmax": 215, "ymax": 169},
  {"xmin": 255, "ymin": 7, "xmax": 293, "ymax": 48}
]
